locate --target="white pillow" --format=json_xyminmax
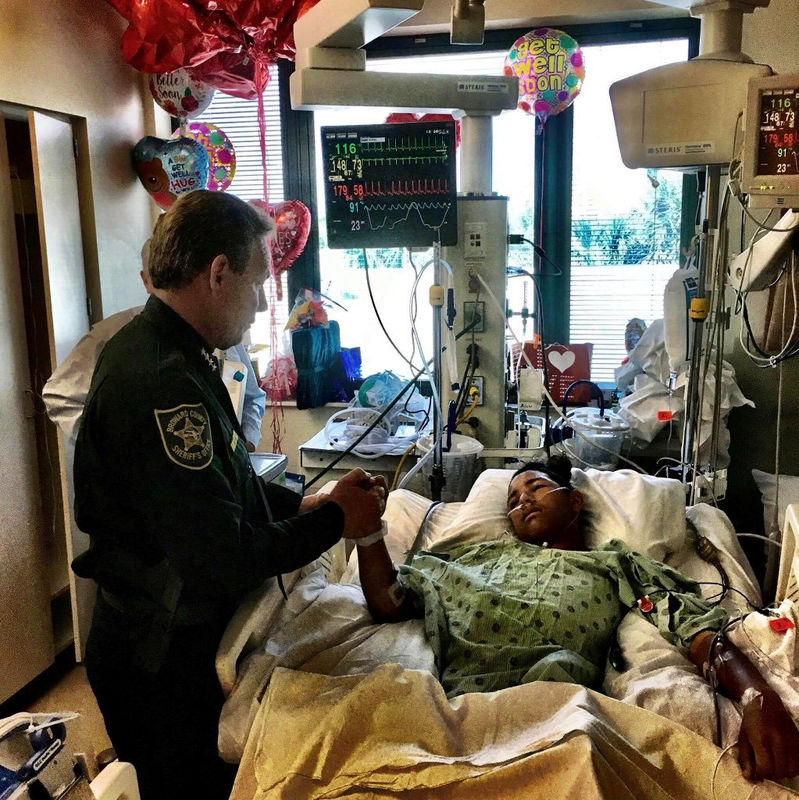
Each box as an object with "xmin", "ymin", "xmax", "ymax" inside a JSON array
[
  {"xmin": 752, "ymin": 469, "xmax": 799, "ymax": 535},
  {"xmin": 426, "ymin": 467, "xmax": 687, "ymax": 561}
]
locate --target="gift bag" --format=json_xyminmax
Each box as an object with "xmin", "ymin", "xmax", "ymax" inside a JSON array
[{"xmin": 520, "ymin": 342, "xmax": 593, "ymax": 404}]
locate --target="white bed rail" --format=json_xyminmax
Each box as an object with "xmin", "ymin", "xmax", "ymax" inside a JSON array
[{"xmin": 777, "ymin": 503, "xmax": 799, "ymax": 604}]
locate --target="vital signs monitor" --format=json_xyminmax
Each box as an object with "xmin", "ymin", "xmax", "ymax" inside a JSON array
[{"xmin": 741, "ymin": 72, "xmax": 799, "ymax": 209}]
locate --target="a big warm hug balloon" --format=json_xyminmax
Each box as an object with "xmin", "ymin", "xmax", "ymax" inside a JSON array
[{"xmin": 132, "ymin": 136, "xmax": 209, "ymax": 209}]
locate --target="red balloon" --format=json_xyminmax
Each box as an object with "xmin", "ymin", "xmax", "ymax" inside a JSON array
[
  {"xmin": 385, "ymin": 112, "xmax": 461, "ymax": 147},
  {"xmin": 105, "ymin": 0, "xmax": 321, "ymax": 99},
  {"xmin": 249, "ymin": 198, "xmax": 311, "ymax": 300}
]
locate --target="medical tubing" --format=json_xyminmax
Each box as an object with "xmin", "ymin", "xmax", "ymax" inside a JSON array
[
  {"xmin": 411, "ymin": 254, "xmax": 459, "ymax": 399},
  {"xmin": 396, "ymin": 434, "xmax": 441, "ymax": 491},
  {"xmin": 409, "ymin": 262, "xmax": 442, "ymax": 421},
  {"xmin": 362, "ymin": 248, "xmax": 421, "ymax": 373},
  {"xmin": 403, "ymin": 500, "xmax": 444, "ymax": 566},
  {"xmin": 303, "ymin": 320, "xmax": 482, "ymax": 491},
  {"xmin": 773, "ymin": 356, "xmax": 784, "ymax": 535},
  {"xmin": 475, "ymin": 273, "xmax": 648, "ymax": 474},
  {"xmin": 305, "ymin": 379, "xmax": 418, "ymax": 491},
  {"xmin": 710, "ymin": 744, "xmax": 738, "ymax": 800},
  {"xmin": 736, "ymin": 532, "xmax": 783, "ymax": 548},
  {"xmin": 324, "ymin": 405, "xmax": 418, "ymax": 459},
  {"xmin": 507, "ymin": 266, "xmax": 551, "ymax": 454},
  {"xmin": 391, "ymin": 440, "xmax": 419, "ymax": 491}
]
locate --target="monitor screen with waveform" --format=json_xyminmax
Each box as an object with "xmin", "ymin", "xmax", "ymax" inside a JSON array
[{"xmin": 321, "ymin": 120, "xmax": 458, "ymax": 249}]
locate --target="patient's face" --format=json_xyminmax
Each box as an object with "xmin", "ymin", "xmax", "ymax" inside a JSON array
[{"xmin": 507, "ymin": 471, "xmax": 582, "ymax": 545}]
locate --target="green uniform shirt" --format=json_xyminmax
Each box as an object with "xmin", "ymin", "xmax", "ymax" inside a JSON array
[
  {"xmin": 400, "ymin": 536, "xmax": 727, "ymax": 697},
  {"xmin": 74, "ymin": 295, "xmax": 343, "ymax": 607}
]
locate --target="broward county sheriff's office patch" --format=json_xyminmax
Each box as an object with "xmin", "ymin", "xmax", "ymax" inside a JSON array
[{"xmin": 154, "ymin": 403, "xmax": 213, "ymax": 469}]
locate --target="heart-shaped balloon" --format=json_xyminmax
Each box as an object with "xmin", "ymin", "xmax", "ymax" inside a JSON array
[
  {"xmin": 132, "ymin": 136, "xmax": 209, "ymax": 210},
  {"xmin": 250, "ymin": 199, "xmax": 311, "ymax": 301}
]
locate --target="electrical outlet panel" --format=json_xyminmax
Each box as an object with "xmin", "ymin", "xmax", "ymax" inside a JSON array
[{"xmin": 464, "ymin": 222, "xmax": 487, "ymax": 258}]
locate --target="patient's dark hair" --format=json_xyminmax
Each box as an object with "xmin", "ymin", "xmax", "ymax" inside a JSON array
[{"xmin": 510, "ymin": 455, "xmax": 574, "ymax": 489}]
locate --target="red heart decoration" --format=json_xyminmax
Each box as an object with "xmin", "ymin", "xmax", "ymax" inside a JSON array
[{"xmin": 250, "ymin": 199, "xmax": 311, "ymax": 301}]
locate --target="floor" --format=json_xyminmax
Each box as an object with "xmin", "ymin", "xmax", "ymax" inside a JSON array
[{"xmin": 23, "ymin": 662, "xmax": 113, "ymax": 762}]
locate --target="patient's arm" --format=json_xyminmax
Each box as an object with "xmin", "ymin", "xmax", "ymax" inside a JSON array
[
  {"xmin": 357, "ymin": 537, "xmax": 418, "ymax": 623},
  {"xmin": 689, "ymin": 629, "xmax": 799, "ymax": 781}
]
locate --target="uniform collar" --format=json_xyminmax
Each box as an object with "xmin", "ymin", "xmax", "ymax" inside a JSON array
[{"xmin": 142, "ymin": 295, "xmax": 220, "ymax": 377}]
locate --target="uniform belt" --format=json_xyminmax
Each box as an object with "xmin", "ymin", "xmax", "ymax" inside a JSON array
[{"xmin": 99, "ymin": 589, "xmax": 222, "ymax": 626}]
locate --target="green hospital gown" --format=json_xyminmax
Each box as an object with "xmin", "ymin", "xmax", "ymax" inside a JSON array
[{"xmin": 399, "ymin": 536, "xmax": 727, "ymax": 698}]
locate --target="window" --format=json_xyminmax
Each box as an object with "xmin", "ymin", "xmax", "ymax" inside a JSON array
[
  {"xmin": 194, "ymin": 65, "xmax": 289, "ymax": 344},
  {"xmin": 570, "ymin": 38, "xmax": 691, "ymax": 381},
  {"xmin": 312, "ymin": 50, "xmax": 536, "ymax": 379}
]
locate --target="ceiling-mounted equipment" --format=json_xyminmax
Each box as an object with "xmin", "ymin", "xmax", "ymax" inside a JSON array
[{"xmin": 610, "ymin": 0, "xmax": 772, "ymax": 170}]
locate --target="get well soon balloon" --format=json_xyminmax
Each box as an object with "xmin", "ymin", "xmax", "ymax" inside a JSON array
[
  {"xmin": 504, "ymin": 28, "xmax": 585, "ymax": 129},
  {"xmin": 149, "ymin": 69, "xmax": 215, "ymax": 119},
  {"xmin": 174, "ymin": 123, "xmax": 236, "ymax": 192},
  {"xmin": 132, "ymin": 136, "xmax": 209, "ymax": 210}
]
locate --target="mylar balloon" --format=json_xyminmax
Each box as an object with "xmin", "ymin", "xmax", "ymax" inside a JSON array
[
  {"xmin": 106, "ymin": 0, "xmax": 319, "ymax": 99},
  {"xmin": 504, "ymin": 28, "xmax": 585, "ymax": 129},
  {"xmin": 149, "ymin": 69, "xmax": 215, "ymax": 119},
  {"xmin": 132, "ymin": 136, "xmax": 209, "ymax": 210},
  {"xmin": 250, "ymin": 199, "xmax": 312, "ymax": 301},
  {"xmin": 385, "ymin": 112, "xmax": 461, "ymax": 147},
  {"xmin": 173, "ymin": 122, "xmax": 236, "ymax": 192}
]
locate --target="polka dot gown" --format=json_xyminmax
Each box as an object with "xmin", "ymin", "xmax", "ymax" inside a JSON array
[{"xmin": 399, "ymin": 537, "xmax": 727, "ymax": 698}]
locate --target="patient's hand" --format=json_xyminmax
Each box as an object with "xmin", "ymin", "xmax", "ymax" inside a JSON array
[
  {"xmin": 329, "ymin": 469, "xmax": 387, "ymax": 538},
  {"xmin": 738, "ymin": 688, "xmax": 799, "ymax": 781},
  {"xmin": 299, "ymin": 493, "xmax": 330, "ymax": 513}
]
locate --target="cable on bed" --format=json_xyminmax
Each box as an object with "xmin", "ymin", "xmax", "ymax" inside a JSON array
[
  {"xmin": 403, "ymin": 500, "xmax": 444, "ymax": 566},
  {"xmin": 710, "ymin": 743, "xmax": 738, "ymax": 800},
  {"xmin": 686, "ymin": 519, "xmax": 731, "ymax": 606}
]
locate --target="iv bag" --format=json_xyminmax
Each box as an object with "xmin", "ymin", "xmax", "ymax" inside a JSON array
[{"xmin": 663, "ymin": 266, "xmax": 699, "ymax": 375}]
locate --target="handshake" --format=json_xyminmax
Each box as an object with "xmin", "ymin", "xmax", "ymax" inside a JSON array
[{"xmin": 300, "ymin": 468, "xmax": 388, "ymax": 539}]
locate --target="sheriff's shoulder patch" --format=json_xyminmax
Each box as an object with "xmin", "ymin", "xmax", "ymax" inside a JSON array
[{"xmin": 154, "ymin": 403, "xmax": 213, "ymax": 470}]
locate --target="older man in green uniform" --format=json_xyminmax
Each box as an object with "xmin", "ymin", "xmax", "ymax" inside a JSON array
[
  {"xmin": 74, "ymin": 191, "xmax": 387, "ymax": 799},
  {"xmin": 356, "ymin": 455, "xmax": 799, "ymax": 783}
]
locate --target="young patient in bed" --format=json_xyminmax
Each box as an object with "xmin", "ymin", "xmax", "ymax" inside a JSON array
[{"xmin": 357, "ymin": 455, "xmax": 799, "ymax": 783}]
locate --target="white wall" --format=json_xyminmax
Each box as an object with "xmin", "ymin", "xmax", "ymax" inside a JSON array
[
  {"xmin": 742, "ymin": 0, "xmax": 799, "ymax": 73},
  {"xmin": 0, "ymin": 0, "xmax": 159, "ymax": 316}
]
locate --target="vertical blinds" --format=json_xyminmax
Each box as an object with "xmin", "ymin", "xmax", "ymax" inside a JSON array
[
  {"xmin": 195, "ymin": 65, "xmax": 284, "ymax": 204},
  {"xmin": 195, "ymin": 65, "xmax": 289, "ymax": 343}
]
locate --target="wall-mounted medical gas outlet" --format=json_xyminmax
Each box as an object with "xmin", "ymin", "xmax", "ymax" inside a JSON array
[
  {"xmin": 464, "ymin": 222, "xmax": 487, "ymax": 258},
  {"xmin": 442, "ymin": 196, "xmax": 508, "ymax": 451},
  {"xmin": 468, "ymin": 376, "xmax": 485, "ymax": 406}
]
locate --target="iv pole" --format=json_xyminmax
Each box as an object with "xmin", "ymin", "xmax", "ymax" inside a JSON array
[{"xmin": 677, "ymin": 0, "xmax": 766, "ymax": 503}]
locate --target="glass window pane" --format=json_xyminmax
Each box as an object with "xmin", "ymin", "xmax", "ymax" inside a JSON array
[
  {"xmin": 570, "ymin": 39, "xmax": 689, "ymax": 382},
  {"xmin": 315, "ymin": 51, "xmax": 535, "ymax": 378}
]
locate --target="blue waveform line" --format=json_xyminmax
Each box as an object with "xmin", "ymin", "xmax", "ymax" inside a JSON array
[{"xmin": 362, "ymin": 201, "xmax": 453, "ymax": 231}]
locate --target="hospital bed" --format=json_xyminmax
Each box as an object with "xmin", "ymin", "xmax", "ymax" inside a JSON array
[{"xmin": 217, "ymin": 469, "xmax": 799, "ymax": 800}]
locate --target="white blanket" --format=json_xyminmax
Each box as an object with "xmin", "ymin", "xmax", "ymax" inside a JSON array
[
  {"xmin": 230, "ymin": 665, "xmax": 799, "ymax": 800},
  {"xmin": 221, "ymin": 563, "xmax": 799, "ymax": 780}
]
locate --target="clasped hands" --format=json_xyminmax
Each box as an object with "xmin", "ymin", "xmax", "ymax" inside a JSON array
[{"xmin": 300, "ymin": 468, "xmax": 387, "ymax": 538}]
